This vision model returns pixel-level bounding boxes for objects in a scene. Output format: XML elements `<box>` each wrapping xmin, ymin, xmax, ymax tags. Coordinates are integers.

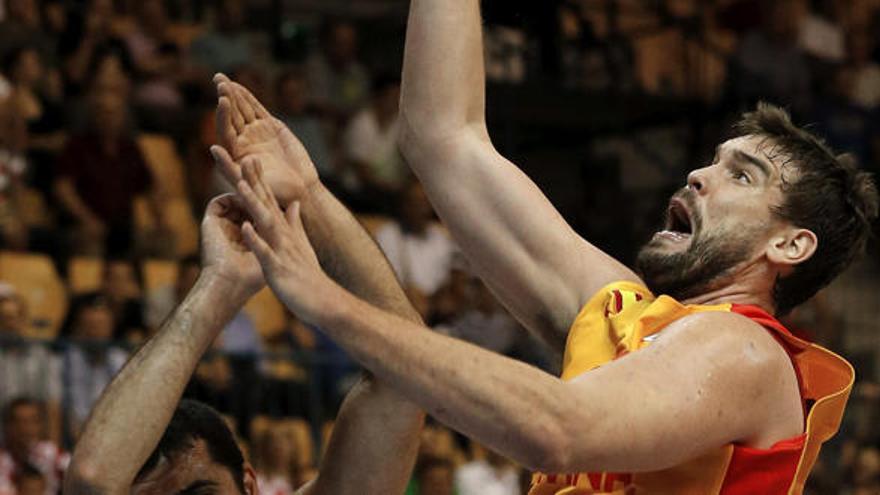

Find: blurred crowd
<box><xmin>0</xmin><ymin>0</ymin><xmax>878</xmax><ymax>494</ymax></box>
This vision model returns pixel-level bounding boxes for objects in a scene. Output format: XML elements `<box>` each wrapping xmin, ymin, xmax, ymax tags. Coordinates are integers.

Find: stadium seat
<box><xmin>0</xmin><ymin>252</ymin><xmax>67</xmax><ymax>339</ymax></box>
<box><xmin>133</xmin><ymin>196</ymin><xmax>200</xmax><ymax>258</ymax></box>
<box><xmin>243</xmin><ymin>287</ymin><xmax>287</xmax><ymax>340</ymax></box>
<box><xmin>142</xmin><ymin>259</ymin><xmax>179</xmax><ymax>293</ymax></box>
<box><xmin>68</xmin><ymin>257</ymin><xmax>104</xmax><ymax>294</ymax></box>
<box><xmin>137</xmin><ymin>133</ymin><xmax>188</xmax><ymax>198</ymax></box>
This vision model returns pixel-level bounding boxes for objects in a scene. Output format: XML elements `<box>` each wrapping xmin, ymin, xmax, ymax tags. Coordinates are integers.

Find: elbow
<box><xmin>64</xmin><ymin>460</ymin><xmax>110</xmax><ymax>495</ymax></box>
<box><xmin>518</xmin><ymin>421</ymin><xmax>579</xmax><ymax>473</ymax></box>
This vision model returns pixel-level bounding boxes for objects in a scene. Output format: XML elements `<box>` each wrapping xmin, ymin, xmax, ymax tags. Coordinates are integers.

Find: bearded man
<box><xmin>207</xmin><ymin>0</ymin><xmax>879</xmax><ymax>493</ymax></box>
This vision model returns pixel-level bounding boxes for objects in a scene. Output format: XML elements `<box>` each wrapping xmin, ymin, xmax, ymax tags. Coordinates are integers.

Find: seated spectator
<box><xmin>414</xmin><ymin>455</ymin><xmax>455</xmax><ymax>495</ymax></box>
<box><xmin>849</xmin><ymin>31</ymin><xmax>880</xmax><ymax>110</ymax></box>
<box><xmin>0</xmin><ymin>285</ymin><xmax>62</xmax><ymax>445</ymax></box>
<box><xmin>0</xmin><ymin>0</ymin><xmax>52</xmax><ymax>64</ymax></box>
<box><xmin>53</xmin><ymin>87</ymin><xmax>165</xmax><ymax>256</ymax></box>
<box><xmin>144</xmin><ymin>255</ymin><xmax>260</xmax><ymax>354</ymax></box>
<box><xmin>252</xmin><ymin>422</ymin><xmax>314</xmax><ymax>494</ymax></box>
<box><xmin>306</xmin><ymin>19</ymin><xmax>370</xmax><ymax>123</ymax></box>
<box><xmin>123</xmin><ymin>0</ymin><xmax>185</xmax><ymax>129</ymax></box>
<box><xmin>798</xmin><ymin>0</ymin><xmax>846</xmax><ymax>64</ymax></box>
<box><xmin>455</xmin><ymin>446</ymin><xmax>520</xmax><ymax>495</ymax></box>
<box><xmin>260</xmin><ymin>312</ymin><xmax>313</xmax><ymax>418</ymax></box>
<box><xmin>448</xmin><ymin>278</ymin><xmax>520</xmax><ymax>356</ymax></box>
<box><xmin>375</xmin><ymin>181</ymin><xmax>457</xmax><ymax>300</ymax></box>
<box><xmin>275</xmin><ymin>69</ymin><xmax>334</xmax><ymax>180</ymax></box>
<box><xmin>341</xmin><ymin>74</ymin><xmax>408</xmax><ymax>203</ymax></box>
<box><xmin>59</xmin><ymin>0</ymin><xmax>129</xmax><ymax>97</ymax></box>
<box><xmin>2</xmin><ymin>45</ymin><xmax>66</xmax><ymax>155</ymax></box>
<box><xmin>90</xmin><ymin>257</ymin><xmax>145</xmax><ymax>343</ymax></box>
<box><xmin>12</xmin><ymin>464</ymin><xmax>45</xmax><ymax>495</ymax></box>
<box><xmin>61</xmin><ymin>292</ymin><xmax>128</xmax><ymax>438</ymax></box>
<box><xmin>189</xmin><ymin>0</ymin><xmax>251</xmax><ymax>75</ymax></box>
<box><xmin>0</xmin><ymin>398</ymin><xmax>68</xmax><ymax>495</ymax></box>
<box><xmin>732</xmin><ymin>2</ymin><xmax>811</xmax><ymax>116</ymax></box>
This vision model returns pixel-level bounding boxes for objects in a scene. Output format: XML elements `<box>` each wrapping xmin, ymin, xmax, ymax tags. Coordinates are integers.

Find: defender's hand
<box><xmin>213</xmin><ymin>74</ymin><xmax>319</xmax><ymax>205</ymax></box>
<box><xmin>201</xmin><ymin>193</ymin><xmax>265</xmax><ymax>300</ymax></box>
<box><xmin>235</xmin><ymin>158</ymin><xmax>335</xmax><ymax>324</ymax></box>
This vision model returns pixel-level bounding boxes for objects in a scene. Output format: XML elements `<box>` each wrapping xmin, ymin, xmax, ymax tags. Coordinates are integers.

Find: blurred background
<box><xmin>0</xmin><ymin>0</ymin><xmax>878</xmax><ymax>493</ymax></box>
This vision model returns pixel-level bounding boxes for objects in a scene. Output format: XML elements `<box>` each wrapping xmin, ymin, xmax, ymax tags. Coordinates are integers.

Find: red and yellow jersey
<box><xmin>529</xmin><ymin>281</ymin><xmax>854</xmax><ymax>495</ymax></box>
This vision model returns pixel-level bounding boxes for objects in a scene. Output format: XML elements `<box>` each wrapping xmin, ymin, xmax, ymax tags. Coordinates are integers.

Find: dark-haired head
<box><xmin>636</xmin><ymin>103</ymin><xmax>878</xmax><ymax>315</ymax></box>
<box><xmin>135</xmin><ymin>399</ymin><xmax>256</xmax><ymax>494</ymax></box>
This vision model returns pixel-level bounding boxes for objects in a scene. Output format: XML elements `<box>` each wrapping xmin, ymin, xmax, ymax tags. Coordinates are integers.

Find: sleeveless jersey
<box><xmin>529</xmin><ymin>281</ymin><xmax>854</xmax><ymax>495</ymax></box>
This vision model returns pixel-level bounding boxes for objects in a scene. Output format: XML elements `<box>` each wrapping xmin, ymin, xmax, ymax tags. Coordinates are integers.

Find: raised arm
<box><xmin>64</xmin><ymin>195</ymin><xmax>264</xmax><ymax>494</ymax></box>
<box><xmin>212</xmin><ymin>78</ymin><xmax>424</xmax><ymax>495</ymax></box>
<box><xmin>399</xmin><ymin>1</ymin><xmax>641</xmax><ymax>349</ymax></box>
<box><xmin>235</xmin><ymin>165</ymin><xmax>803</xmax><ymax>474</ymax></box>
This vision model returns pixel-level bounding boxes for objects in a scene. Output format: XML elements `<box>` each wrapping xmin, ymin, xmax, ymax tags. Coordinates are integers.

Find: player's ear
<box><xmin>766</xmin><ymin>227</ymin><xmax>817</xmax><ymax>274</ymax></box>
<box><xmin>242</xmin><ymin>463</ymin><xmax>258</xmax><ymax>494</ymax></box>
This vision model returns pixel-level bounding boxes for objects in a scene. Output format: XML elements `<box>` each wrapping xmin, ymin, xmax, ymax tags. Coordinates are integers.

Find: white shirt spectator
<box><xmin>257</xmin><ymin>474</ymin><xmax>296</xmax><ymax>495</ymax></box>
<box><xmin>0</xmin><ymin>441</ymin><xmax>69</xmax><ymax>495</ymax></box>
<box><xmin>375</xmin><ymin>222</ymin><xmax>456</xmax><ymax>295</ymax></box>
<box><xmin>852</xmin><ymin>64</ymin><xmax>880</xmax><ymax>110</ymax></box>
<box><xmin>0</xmin><ymin>343</ymin><xmax>62</xmax><ymax>411</ymax></box>
<box><xmin>798</xmin><ymin>14</ymin><xmax>845</xmax><ymax>63</ymax></box>
<box><xmin>342</xmin><ymin>109</ymin><xmax>406</xmax><ymax>190</ymax></box>
<box><xmin>455</xmin><ymin>459</ymin><xmax>519</xmax><ymax>495</ymax></box>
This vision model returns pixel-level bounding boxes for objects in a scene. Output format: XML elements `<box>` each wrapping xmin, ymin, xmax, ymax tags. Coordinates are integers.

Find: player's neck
<box><xmin>681</xmin><ymin>264</ymin><xmax>777</xmax><ymax>315</ymax></box>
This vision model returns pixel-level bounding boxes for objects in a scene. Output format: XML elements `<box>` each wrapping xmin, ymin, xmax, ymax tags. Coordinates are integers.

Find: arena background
<box><xmin>0</xmin><ymin>0</ymin><xmax>878</xmax><ymax>493</ymax></box>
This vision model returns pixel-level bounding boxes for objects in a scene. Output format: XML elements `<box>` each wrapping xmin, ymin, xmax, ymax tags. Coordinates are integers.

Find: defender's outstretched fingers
<box><xmin>241</xmin><ymin>221</ymin><xmax>276</xmax><ymax>268</ymax></box>
<box><xmin>216</xmin><ymin>98</ymin><xmax>238</xmax><ymax>148</ymax></box>
<box><xmin>218</xmin><ymin>82</ymin><xmax>245</xmax><ymax>133</ymax></box>
<box><xmin>237</xmin><ymin>179</ymin><xmax>283</xmax><ymax>247</ymax></box>
<box><xmin>241</xmin><ymin>159</ymin><xmax>273</xmax><ymax>206</ymax></box>
<box><xmin>233</xmin><ymin>82</ymin><xmax>271</xmax><ymax>120</ymax></box>
<box><xmin>213</xmin><ymin>73</ymin><xmax>232</xmax><ymax>86</ymax></box>
<box><xmin>210</xmin><ymin>145</ymin><xmax>242</xmax><ymax>185</ymax></box>
<box><xmin>231</xmin><ymin>82</ymin><xmax>256</xmax><ymax>124</ymax></box>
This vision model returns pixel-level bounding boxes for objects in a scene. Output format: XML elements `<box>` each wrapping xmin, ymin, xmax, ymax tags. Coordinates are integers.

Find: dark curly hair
<box><xmin>734</xmin><ymin>103</ymin><xmax>879</xmax><ymax>315</ymax></box>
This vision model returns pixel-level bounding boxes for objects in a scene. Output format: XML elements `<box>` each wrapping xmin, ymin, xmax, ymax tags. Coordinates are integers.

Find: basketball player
<box><xmin>63</xmin><ymin>137</ymin><xmax>429</xmax><ymax>492</ymax></box>
<box><xmin>211</xmin><ymin>0</ymin><xmax>878</xmax><ymax>491</ymax></box>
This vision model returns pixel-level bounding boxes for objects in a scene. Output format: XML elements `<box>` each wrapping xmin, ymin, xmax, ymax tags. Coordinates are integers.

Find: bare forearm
<box><xmin>298</xmin><ymin>182</ymin><xmax>424</xmax><ymax>494</ymax></box>
<box><xmin>400</xmin><ymin>0</ymin><xmax>486</xmax><ymax>140</ymax></box>
<box><xmin>301</xmin><ymin>182</ymin><xmax>420</xmax><ymax>321</ymax></box>
<box><xmin>65</xmin><ymin>274</ymin><xmax>249</xmax><ymax>494</ymax></box>
<box><xmin>313</xmin><ymin>287</ymin><xmax>573</xmax><ymax>472</ymax></box>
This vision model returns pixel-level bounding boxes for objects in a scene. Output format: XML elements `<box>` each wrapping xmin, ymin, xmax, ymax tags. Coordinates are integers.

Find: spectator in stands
<box><xmin>0</xmin><ymin>0</ymin><xmax>52</xmax><ymax>63</ymax></box>
<box><xmin>124</xmin><ymin>0</ymin><xmax>185</xmax><ymax>127</ymax></box>
<box><xmin>144</xmin><ymin>255</ymin><xmax>260</xmax><ymax>354</ymax></box>
<box><xmin>0</xmin><ymin>398</ymin><xmax>68</xmax><ymax>495</ymax></box>
<box><xmin>448</xmin><ymin>278</ymin><xmax>520</xmax><ymax>357</ymax></box>
<box><xmin>13</xmin><ymin>464</ymin><xmax>46</xmax><ymax>495</ymax></box>
<box><xmin>0</xmin><ymin>285</ymin><xmax>62</xmax><ymax>445</ymax></box>
<box><xmin>93</xmin><ymin>258</ymin><xmax>145</xmax><ymax>343</ymax></box>
<box><xmin>375</xmin><ymin>181</ymin><xmax>457</xmax><ymax>303</ymax></box>
<box><xmin>2</xmin><ymin>45</ymin><xmax>66</xmax><ymax>155</ymax></box>
<box><xmin>798</xmin><ymin>0</ymin><xmax>846</xmax><ymax>64</ymax></box>
<box><xmin>732</xmin><ymin>1</ymin><xmax>811</xmax><ymax>116</ymax></box>
<box><xmin>54</xmin><ymin>87</ymin><xmax>164</xmax><ymax>256</ymax></box>
<box><xmin>307</xmin><ymin>19</ymin><xmax>370</xmax><ymax>122</ymax></box>
<box><xmin>252</xmin><ymin>423</ymin><xmax>313</xmax><ymax>493</ymax></box>
<box><xmin>61</xmin><ymin>292</ymin><xmax>128</xmax><ymax>439</ymax></box>
<box><xmin>190</xmin><ymin>0</ymin><xmax>251</xmax><ymax>75</ymax></box>
<box><xmin>455</xmin><ymin>447</ymin><xmax>520</xmax><ymax>495</ymax></box>
<box><xmin>848</xmin><ymin>31</ymin><xmax>880</xmax><ymax>111</ymax></box>
<box><xmin>275</xmin><ymin>68</ymin><xmax>334</xmax><ymax>180</ymax></box>
<box><xmin>414</xmin><ymin>455</ymin><xmax>455</xmax><ymax>495</ymax></box>
<box><xmin>59</xmin><ymin>0</ymin><xmax>128</xmax><ymax>96</ymax></box>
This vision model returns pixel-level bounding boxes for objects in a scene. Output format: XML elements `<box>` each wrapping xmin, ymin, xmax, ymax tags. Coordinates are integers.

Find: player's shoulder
<box><xmin>658</xmin><ymin>309</ymin><xmax>792</xmax><ymax>375</ymax></box>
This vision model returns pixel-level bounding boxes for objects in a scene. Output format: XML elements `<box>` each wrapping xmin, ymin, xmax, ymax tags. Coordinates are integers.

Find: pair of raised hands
<box><xmin>201</xmin><ymin>74</ymin><xmax>334</xmax><ymax>322</ymax></box>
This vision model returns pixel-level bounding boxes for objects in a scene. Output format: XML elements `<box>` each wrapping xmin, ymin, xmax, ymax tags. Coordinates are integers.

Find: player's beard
<box><xmin>635</xmin><ymin>219</ymin><xmax>761</xmax><ymax>301</ymax></box>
